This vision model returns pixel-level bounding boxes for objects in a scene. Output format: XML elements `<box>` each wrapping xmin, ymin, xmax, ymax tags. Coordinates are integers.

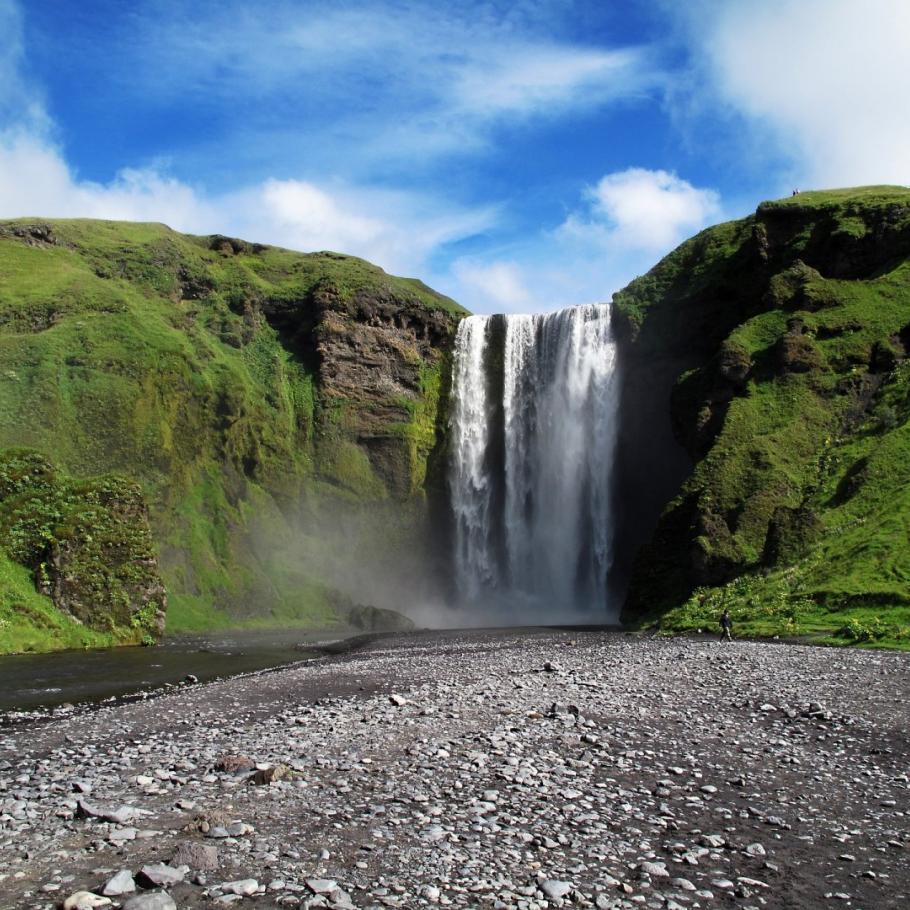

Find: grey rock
<box><xmin>221</xmin><ymin>879</ymin><xmax>259</xmax><ymax>896</ymax></box>
<box><xmin>123</xmin><ymin>894</ymin><xmax>177</xmax><ymax>910</ymax></box>
<box><xmin>137</xmin><ymin>863</ymin><xmax>184</xmax><ymax>888</ymax></box>
<box><xmin>306</xmin><ymin>878</ymin><xmax>339</xmax><ymax>894</ymax></box>
<box><xmin>63</xmin><ymin>894</ymin><xmax>112</xmax><ymax>910</ymax></box>
<box><xmin>639</xmin><ymin>861</ymin><xmax>669</xmax><ymax>878</ymax></box>
<box><xmin>172</xmin><ymin>841</ymin><xmax>219</xmax><ymax>871</ymax></box>
<box><xmin>102</xmin><ymin>869</ymin><xmax>136</xmax><ymax>896</ymax></box>
<box><xmin>540</xmin><ymin>880</ymin><xmax>574</xmax><ymax>900</ymax></box>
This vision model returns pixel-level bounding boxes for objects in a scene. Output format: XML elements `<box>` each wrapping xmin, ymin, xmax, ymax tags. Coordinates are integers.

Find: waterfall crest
<box><xmin>449</xmin><ymin>303</ymin><xmax>619</xmax><ymax>620</ymax></box>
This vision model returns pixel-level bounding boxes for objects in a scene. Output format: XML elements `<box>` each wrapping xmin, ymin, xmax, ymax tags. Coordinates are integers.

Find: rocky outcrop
<box><xmin>0</xmin><ymin>449</ymin><xmax>166</xmax><ymax>643</ymax></box>
<box><xmin>264</xmin><ymin>282</ymin><xmax>457</xmax><ymax>498</ymax></box>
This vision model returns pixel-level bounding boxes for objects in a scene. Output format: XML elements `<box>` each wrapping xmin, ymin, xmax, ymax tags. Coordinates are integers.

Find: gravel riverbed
<box><xmin>0</xmin><ymin>629</ymin><xmax>907</xmax><ymax>910</ymax></box>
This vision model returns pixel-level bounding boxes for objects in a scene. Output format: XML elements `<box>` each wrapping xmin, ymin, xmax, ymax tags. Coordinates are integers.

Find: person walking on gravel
<box><xmin>720</xmin><ymin>609</ymin><xmax>733</xmax><ymax>642</ymax></box>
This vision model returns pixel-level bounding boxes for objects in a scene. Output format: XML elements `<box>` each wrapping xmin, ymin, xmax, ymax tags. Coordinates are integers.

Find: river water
<box><xmin>0</xmin><ymin>629</ymin><xmax>338</xmax><ymax>713</ymax></box>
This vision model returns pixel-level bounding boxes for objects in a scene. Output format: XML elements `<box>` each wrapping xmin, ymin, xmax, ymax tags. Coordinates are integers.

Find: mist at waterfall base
<box><xmin>447</xmin><ymin>303</ymin><xmax>620</xmax><ymax>626</ymax></box>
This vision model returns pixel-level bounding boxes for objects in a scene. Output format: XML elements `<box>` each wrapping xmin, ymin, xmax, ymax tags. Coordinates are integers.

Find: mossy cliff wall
<box><xmin>0</xmin><ymin>219</ymin><xmax>463</xmax><ymax>649</ymax></box>
<box><xmin>613</xmin><ymin>187</ymin><xmax>910</xmax><ymax>644</ymax></box>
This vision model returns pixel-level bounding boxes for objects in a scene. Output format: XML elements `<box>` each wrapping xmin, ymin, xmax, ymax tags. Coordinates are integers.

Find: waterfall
<box><xmin>449</xmin><ymin>303</ymin><xmax>619</xmax><ymax>620</ymax></box>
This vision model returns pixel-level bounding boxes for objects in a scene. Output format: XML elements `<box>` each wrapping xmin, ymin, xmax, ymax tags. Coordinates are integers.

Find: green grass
<box><xmin>0</xmin><ymin>551</ymin><xmax>122</xmax><ymax>653</ymax></box>
<box><xmin>0</xmin><ymin>218</ymin><xmax>462</xmax><ymax>650</ymax></box>
<box><xmin>621</xmin><ymin>186</ymin><xmax>910</xmax><ymax>646</ymax></box>
<box><xmin>759</xmin><ymin>185</ymin><xmax>910</xmax><ymax>209</ymax></box>
<box><xmin>0</xmin><ymin>448</ymin><xmax>165</xmax><ymax>649</ymax></box>
<box><xmin>654</xmin><ymin>575</ymin><xmax>910</xmax><ymax>650</ymax></box>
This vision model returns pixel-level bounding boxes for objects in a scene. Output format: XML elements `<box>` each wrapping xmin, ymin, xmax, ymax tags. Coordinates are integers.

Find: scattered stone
<box><xmin>122</xmin><ymin>894</ymin><xmax>177</xmax><ymax>910</ymax></box>
<box><xmin>136</xmin><ymin>863</ymin><xmax>184</xmax><ymax>888</ymax></box>
<box><xmin>214</xmin><ymin>754</ymin><xmax>256</xmax><ymax>774</ymax></box>
<box><xmin>306</xmin><ymin>879</ymin><xmax>339</xmax><ymax>894</ymax></box>
<box><xmin>639</xmin><ymin>861</ymin><xmax>670</xmax><ymax>878</ymax></box>
<box><xmin>63</xmin><ymin>893</ymin><xmax>112</xmax><ymax>910</ymax></box>
<box><xmin>172</xmin><ymin>841</ymin><xmax>219</xmax><ymax>872</ymax></box>
<box><xmin>540</xmin><ymin>880</ymin><xmax>574</xmax><ymax>900</ymax></box>
<box><xmin>221</xmin><ymin>878</ymin><xmax>259</xmax><ymax>896</ymax></box>
<box><xmin>248</xmin><ymin>764</ymin><xmax>290</xmax><ymax>785</ymax></box>
<box><xmin>76</xmin><ymin>799</ymin><xmax>142</xmax><ymax>825</ymax></box>
<box><xmin>0</xmin><ymin>630</ymin><xmax>907</xmax><ymax>910</ymax></box>
<box><xmin>102</xmin><ymin>870</ymin><xmax>136</xmax><ymax>897</ymax></box>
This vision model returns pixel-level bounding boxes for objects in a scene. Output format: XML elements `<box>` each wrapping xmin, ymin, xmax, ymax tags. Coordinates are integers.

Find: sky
<box><xmin>1</xmin><ymin>0</ymin><xmax>908</xmax><ymax>314</ymax></box>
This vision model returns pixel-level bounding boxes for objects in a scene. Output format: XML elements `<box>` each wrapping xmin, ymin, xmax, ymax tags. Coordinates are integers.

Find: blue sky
<box><xmin>1</xmin><ymin>0</ymin><xmax>908</xmax><ymax>312</ymax></box>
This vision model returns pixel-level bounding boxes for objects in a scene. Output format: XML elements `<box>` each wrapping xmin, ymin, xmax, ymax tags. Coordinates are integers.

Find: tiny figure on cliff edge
<box><xmin>720</xmin><ymin>608</ymin><xmax>733</xmax><ymax>642</ymax></box>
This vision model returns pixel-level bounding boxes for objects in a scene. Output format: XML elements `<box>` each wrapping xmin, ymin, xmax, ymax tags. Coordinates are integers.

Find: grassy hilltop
<box><xmin>0</xmin><ymin>219</ymin><xmax>462</xmax><ymax>652</ymax></box>
<box><xmin>616</xmin><ymin>186</ymin><xmax>910</xmax><ymax>647</ymax></box>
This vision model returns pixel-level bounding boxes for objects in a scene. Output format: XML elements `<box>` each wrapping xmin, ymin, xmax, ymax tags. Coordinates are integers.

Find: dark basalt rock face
<box><xmin>260</xmin><ymin>283</ymin><xmax>458</xmax><ymax>499</ymax></box>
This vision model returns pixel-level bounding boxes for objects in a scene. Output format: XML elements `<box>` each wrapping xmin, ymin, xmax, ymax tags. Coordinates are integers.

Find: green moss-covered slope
<box><xmin>616</xmin><ymin>186</ymin><xmax>910</xmax><ymax>647</ymax></box>
<box><xmin>0</xmin><ymin>219</ymin><xmax>464</xmax><ymax>649</ymax></box>
<box><xmin>0</xmin><ymin>448</ymin><xmax>165</xmax><ymax>651</ymax></box>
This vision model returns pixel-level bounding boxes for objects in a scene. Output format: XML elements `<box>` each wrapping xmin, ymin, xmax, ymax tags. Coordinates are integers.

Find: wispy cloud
<box><xmin>451</xmin><ymin>259</ymin><xmax>533</xmax><ymax>311</ymax></box>
<box><xmin>46</xmin><ymin>1</ymin><xmax>657</xmax><ymax>176</ymax></box>
<box><xmin>0</xmin><ymin>0</ymin><xmax>667</xmax><ymax>306</ymax></box>
<box><xmin>0</xmin><ymin>0</ymin><xmax>47</xmax><ymax>132</ymax></box>
<box><xmin>444</xmin><ymin>167</ymin><xmax>722</xmax><ymax>313</ymax></box>
<box><xmin>678</xmin><ymin>0</ymin><xmax>910</xmax><ymax>189</ymax></box>
<box><xmin>450</xmin><ymin>44</ymin><xmax>649</xmax><ymax>119</ymax></box>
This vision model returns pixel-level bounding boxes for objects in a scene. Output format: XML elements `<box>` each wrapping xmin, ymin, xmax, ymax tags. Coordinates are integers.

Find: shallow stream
<box><xmin>0</xmin><ymin>628</ymin><xmax>336</xmax><ymax>712</ymax></box>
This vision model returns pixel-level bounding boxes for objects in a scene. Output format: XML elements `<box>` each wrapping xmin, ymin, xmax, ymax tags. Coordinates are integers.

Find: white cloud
<box><xmin>0</xmin><ymin>133</ymin><xmax>211</xmax><ymax>224</ymax></box>
<box><xmin>451</xmin><ymin>45</ymin><xmax>648</xmax><ymax>119</ymax></box>
<box><xmin>451</xmin><ymin>259</ymin><xmax>533</xmax><ymax>312</ymax></box>
<box><xmin>559</xmin><ymin>167</ymin><xmax>721</xmax><ymax>252</ymax></box>
<box><xmin>0</xmin><ymin>132</ymin><xmax>493</xmax><ymax>277</ymax></box>
<box><xmin>696</xmin><ymin>0</ymin><xmax>910</xmax><ymax>187</ymax></box>
<box><xmin>0</xmin><ymin>0</ymin><xmax>48</xmax><ymax>132</ymax></box>
<box><xmin>231</xmin><ymin>179</ymin><xmax>494</xmax><ymax>275</ymax></box>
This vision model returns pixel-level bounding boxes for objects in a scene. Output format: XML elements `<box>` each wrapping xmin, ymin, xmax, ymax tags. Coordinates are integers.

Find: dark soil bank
<box><xmin>0</xmin><ymin>629</ymin><xmax>908</xmax><ymax>909</ymax></box>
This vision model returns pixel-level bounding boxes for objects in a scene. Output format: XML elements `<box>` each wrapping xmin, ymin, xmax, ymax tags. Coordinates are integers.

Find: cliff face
<box><xmin>614</xmin><ymin>187</ymin><xmax>910</xmax><ymax>645</ymax></box>
<box><xmin>0</xmin><ymin>219</ymin><xmax>463</xmax><ymax>649</ymax></box>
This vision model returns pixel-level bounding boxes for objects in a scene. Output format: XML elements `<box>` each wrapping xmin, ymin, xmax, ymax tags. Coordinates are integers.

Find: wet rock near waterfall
<box><xmin>345</xmin><ymin>604</ymin><xmax>415</xmax><ymax>632</ymax></box>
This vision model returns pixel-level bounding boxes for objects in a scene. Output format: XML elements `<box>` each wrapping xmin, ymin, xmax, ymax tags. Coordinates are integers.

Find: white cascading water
<box><xmin>450</xmin><ymin>303</ymin><xmax>619</xmax><ymax>620</ymax></box>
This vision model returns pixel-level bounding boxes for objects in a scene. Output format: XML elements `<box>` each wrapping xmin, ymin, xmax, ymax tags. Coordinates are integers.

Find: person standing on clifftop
<box><xmin>720</xmin><ymin>609</ymin><xmax>733</xmax><ymax>642</ymax></box>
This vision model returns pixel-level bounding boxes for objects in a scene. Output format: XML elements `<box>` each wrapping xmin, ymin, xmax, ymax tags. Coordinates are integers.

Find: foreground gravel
<box><xmin>0</xmin><ymin>629</ymin><xmax>907</xmax><ymax>910</ymax></box>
